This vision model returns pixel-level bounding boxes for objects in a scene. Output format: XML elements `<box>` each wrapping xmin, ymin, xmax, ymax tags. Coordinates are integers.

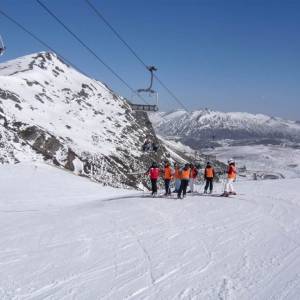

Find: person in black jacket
<box><xmin>204</xmin><ymin>162</ymin><xmax>215</xmax><ymax>194</ymax></box>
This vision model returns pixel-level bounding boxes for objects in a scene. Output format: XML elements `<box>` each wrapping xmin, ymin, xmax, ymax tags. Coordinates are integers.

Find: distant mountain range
<box><xmin>150</xmin><ymin>109</ymin><xmax>300</xmax><ymax>148</ymax></box>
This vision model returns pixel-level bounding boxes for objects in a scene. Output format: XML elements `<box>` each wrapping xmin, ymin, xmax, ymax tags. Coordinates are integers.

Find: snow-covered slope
<box><xmin>0</xmin><ymin>52</ymin><xmax>169</xmax><ymax>188</ymax></box>
<box><xmin>150</xmin><ymin>109</ymin><xmax>300</xmax><ymax>144</ymax></box>
<box><xmin>1</xmin><ymin>163</ymin><xmax>300</xmax><ymax>299</ymax></box>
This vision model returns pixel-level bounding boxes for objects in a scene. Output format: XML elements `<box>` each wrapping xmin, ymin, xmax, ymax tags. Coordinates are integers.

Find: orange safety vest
<box><xmin>164</xmin><ymin>166</ymin><xmax>173</xmax><ymax>180</ymax></box>
<box><xmin>228</xmin><ymin>165</ymin><xmax>237</xmax><ymax>179</ymax></box>
<box><xmin>181</xmin><ymin>168</ymin><xmax>190</xmax><ymax>180</ymax></box>
<box><xmin>205</xmin><ymin>167</ymin><xmax>214</xmax><ymax>178</ymax></box>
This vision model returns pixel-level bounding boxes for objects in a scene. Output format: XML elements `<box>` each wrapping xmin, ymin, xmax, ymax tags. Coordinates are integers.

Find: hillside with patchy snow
<box><xmin>0</xmin><ymin>52</ymin><xmax>173</xmax><ymax>188</ymax></box>
<box><xmin>150</xmin><ymin>110</ymin><xmax>300</xmax><ymax>148</ymax></box>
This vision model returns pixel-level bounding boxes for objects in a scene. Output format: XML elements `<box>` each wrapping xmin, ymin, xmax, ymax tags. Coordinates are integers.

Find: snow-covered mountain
<box><xmin>0</xmin><ymin>52</ymin><xmax>171</xmax><ymax>188</ymax></box>
<box><xmin>150</xmin><ymin>109</ymin><xmax>300</xmax><ymax>148</ymax></box>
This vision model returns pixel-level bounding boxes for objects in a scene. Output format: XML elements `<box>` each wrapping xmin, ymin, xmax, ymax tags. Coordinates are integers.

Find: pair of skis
<box><xmin>196</xmin><ymin>192</ymin><xmax>235</xmax><ymax>197</ymax></box>
<box><xmin>146</xmin><ymin>192</ymin><xmax>237</xmax><ymax>198</ymax></box>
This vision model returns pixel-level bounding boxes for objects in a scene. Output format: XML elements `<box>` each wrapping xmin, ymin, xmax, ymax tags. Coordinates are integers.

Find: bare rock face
<box><xmin>0</xmin><ymin>52</ymin><xmax>171</xmax><ymax>189</ymax></box>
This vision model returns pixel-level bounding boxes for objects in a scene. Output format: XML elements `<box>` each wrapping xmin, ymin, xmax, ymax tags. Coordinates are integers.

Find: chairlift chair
<box><xmin>129</xmin><ymin>65</ymin><xmax>159</xmax><ymax>112</ymax></box>
<box><xmin>0</xmin><ymin>35</ymin><xmax>6</xmax><ymax>56</ymax></box>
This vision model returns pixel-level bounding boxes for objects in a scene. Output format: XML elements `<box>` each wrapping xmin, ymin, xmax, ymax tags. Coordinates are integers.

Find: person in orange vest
<box><xmin>221</xmin><ymin>159</ymin><xmax>237</xmax><ymax>197</ymax></box>
<box><xmin>177</xmin><ymin>163</ymin><xmax>191</xmax><ymax>199</ymax></box>
<box><xmin>188</xmin><ymin>163</ymin><xmax>198</xmax><ymax>193</ymax></box>
<box><xmin>163</xmin><ymin>161</ymin><xmax>173</xmax><ymax>195</ymax></box>
<box><xmin>204</xmin><ymin>162</ymin><xmax>215</xmax><ymax>194</ymax></box>
<box><xmin>173</xmin><ymin>162</ymin><xmax>181</xmax><ymax>192</ymax></box>
<box><xmin>146</xmin><ymin>161</ymin><xmax>160</xmax><ymax>196</ymax></box>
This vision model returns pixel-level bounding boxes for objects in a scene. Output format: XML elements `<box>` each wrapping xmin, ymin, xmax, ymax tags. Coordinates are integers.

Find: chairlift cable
<box><xmin>0</xmin><ymin>9</ymin><xmax>98</xmax><ymax>82</ymax></box>
<box><xmin>0</xmin><ymin>9</ymin><xmax>67</xmax><ymax>62</ymax></box>
<box><xmin>0</xmin><ymin>8</ymin><xmax>149</xmax><ymax>106</ymax></box>
<box><xmin>35</xmin><ymin>0</ymin><xmax>149</xmax><ymax>105</ymax></box>
<box><xmin>84</xmin><ymin>0</ymin><xmax>189</xmax><ymax>112</ymax></box>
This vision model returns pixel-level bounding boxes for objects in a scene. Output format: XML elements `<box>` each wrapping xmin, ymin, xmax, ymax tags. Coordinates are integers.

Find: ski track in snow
<box><xmin>1</xmin><ymin>163</ymin><xmax>300</xmax><ymax>299</ymax></box>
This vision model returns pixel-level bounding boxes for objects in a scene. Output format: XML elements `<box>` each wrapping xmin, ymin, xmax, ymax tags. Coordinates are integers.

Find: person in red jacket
<box><xmin>188</xmin><ymin>163</ymin><xmax>198</xmax><ymax>193</ymax></box>
<box><xmin>147</xmin><ymin>162</ymin><xmax>160</xmax><ymax>196</ymax></box>
<box><xmin>204</xmin><ymin>162</ymin><xmax>215</xmax><ymax>194</ymax></box>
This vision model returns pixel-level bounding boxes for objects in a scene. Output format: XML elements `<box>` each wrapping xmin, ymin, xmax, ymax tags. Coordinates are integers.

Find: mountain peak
<box><xmin>0</xmin><ymin>52</ymin><xmax>171</xmax><ymax>188</ymax></box>
<box><xmin>0</xmin><ymin>51</ymin><xmax>70</xmax><ymax>77</ymax></box>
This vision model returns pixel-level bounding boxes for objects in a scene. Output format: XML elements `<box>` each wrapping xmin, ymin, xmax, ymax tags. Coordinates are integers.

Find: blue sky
<box><xmin>1</xmin><ymin>0</ymin><xmax>299</xmax><ymax>120</ymax></box>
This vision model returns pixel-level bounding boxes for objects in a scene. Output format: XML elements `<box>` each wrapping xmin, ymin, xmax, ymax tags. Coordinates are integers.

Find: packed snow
<box><xmin>1</xmin><ymin>162</ymin><xmax>300</xmax><ymax>299</ymax></box>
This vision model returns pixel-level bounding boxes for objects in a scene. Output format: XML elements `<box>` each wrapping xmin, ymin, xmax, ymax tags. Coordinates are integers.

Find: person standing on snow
<box><xmin>204</xmin><ymin>162</ymin><xmax>215</xmax><ymax>194</ymax></box>
<box><xmin>163</xmin><ymin>161</ymin><xmax>173</xmax><ymax>195</ymax></box>
<box><xmin>147</xmin><ymin>162</ymin><xmax>160</xmax><ymax>196</ymax></box>
<box><xmin>142</xmin><ymin>138</ymin><xmax>152</xmax><ymax>152</ymax></box>
<box><xmin>222</xmin><ymin>159</ymin><xmax>237</xmax><ymax>197</ymax></box>
<box><xmin>188</xmin><ymin>163</ymin><xmax>198</xmax><ymax>193</ymax></box>
<box><xmin>173</xmin><ymin>163</ymin><xmax>181</xmax><ymax>192</ymax></box>
<box><xmin>177</xmin><ymin>163</ymin><xmax>191</xmax><ymax>199</ymax></box>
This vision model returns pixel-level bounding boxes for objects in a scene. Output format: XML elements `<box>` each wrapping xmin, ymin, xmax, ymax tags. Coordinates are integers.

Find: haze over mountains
<box><xmin>150</xmin><ymin>109</ymin><xmax>300</xmax><ymax>148</ymax></box>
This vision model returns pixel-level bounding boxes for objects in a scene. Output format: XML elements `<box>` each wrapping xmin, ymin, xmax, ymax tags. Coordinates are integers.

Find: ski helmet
<box><xmin>228</xmin><ymin>159</ymin><xmax>235</xmax><ymax>164</ymax></box>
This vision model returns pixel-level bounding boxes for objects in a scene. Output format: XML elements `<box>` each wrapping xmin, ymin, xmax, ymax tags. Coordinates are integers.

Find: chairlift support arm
<box><xmin>137</xmin><ymin>65</ymin><xmax>157</xmax><ymax>93</ymax></box>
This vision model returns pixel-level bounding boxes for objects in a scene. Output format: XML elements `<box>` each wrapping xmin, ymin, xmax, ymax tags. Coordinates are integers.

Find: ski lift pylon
<box><xmin>0</xmin><ymin>35</ymin><xmax>6</xmax><ymax>56</ymax></box>
<box><xmin>129</xmin><ymin>65</ymin><xmax>159</xmax><ymax>112</ymax></box>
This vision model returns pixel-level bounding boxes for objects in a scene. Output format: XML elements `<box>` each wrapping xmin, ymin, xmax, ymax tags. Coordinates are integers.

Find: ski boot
<box><xmin>220</xmin><ymin>192</ymin><xmax>229</xmax><ymax>197</ymax></box>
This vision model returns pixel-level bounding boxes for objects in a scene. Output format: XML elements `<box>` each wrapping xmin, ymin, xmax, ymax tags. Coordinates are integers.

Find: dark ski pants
<box><xmin>151</xmin><ymin>179</ymin><xmax>158</xmax><ymax>194</ymax></box>
<box><xmin>178</xmin><ymin>179</ymin><xmax>189</xmax><ymax>198</ymax></box>
<box><xmin>164</xmin><ymin>179</ymin><xmax>171</xmax><ymax>195</ymax></box>
<box><xmin>204</xmin><ymin>178</ymin><xmax>214</xmax><ymax>192</ymax></box>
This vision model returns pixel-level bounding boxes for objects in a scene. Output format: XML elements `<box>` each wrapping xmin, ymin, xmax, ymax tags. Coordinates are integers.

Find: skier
<box><xmin>221</xmin><ymin>159</ymin><xmax>237</xmax><ymax>197</ymax></box>
<box><xmin>142</xmin><ymin>137</ymin><xmax>151</xmax><ymax>152</ymax></box>
<box><xmin>163</xmin><ymin>161</ymin><xmax>173</xmax><ymax>195</ymax></box>
<box><xmin>188</xmin><ymin>163</ymin><xmax>198</xmax><ymax>193</ymax></box>
<box><xmin>152</xmin><ymin>142</ymin><xmax>159</xmax><ymax>152</ymax></box>
<box><xmin>204</xmin><ymin>161</ymin><xmax>215</xmax><ymax>194</ymax></box>
<box><xmin>173</xmin><ymin>162</ymin><xmax>181</xmax><ymax>192</ymax></box>
<box><xmin>147</xmin><ymin>162</ymin><xmax>160</xmax><ymax>196</ymax></box>
<box><xmin>177</xmin><ymin>163</ymin><xmax>191</xmax><ymax>199</ymax></box>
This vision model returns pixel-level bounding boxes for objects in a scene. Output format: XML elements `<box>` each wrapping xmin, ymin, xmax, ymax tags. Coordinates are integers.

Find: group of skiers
<box><xmin>146</xmin><ymin>159</ymin><xmax>237</xmax><ymax>199</ymax></box>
